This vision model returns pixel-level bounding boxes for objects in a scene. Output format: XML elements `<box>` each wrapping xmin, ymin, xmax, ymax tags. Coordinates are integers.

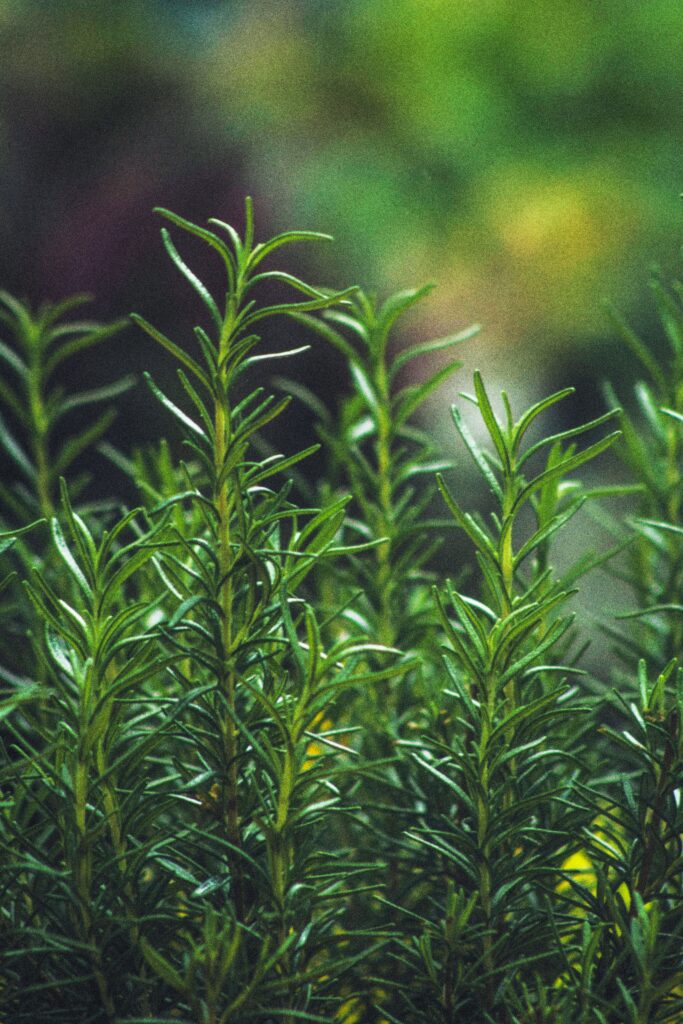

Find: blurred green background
<box><xmin>0</xmin><ymin>0</ymin><xmax>682</xmax><ymax>443</ymax></box>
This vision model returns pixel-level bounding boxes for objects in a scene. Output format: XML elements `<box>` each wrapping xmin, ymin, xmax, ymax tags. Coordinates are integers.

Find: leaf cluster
<box><xmin>1</xmin><ymin>202</ymin><xmax>682</xmax><ymax>1024</ymax></box>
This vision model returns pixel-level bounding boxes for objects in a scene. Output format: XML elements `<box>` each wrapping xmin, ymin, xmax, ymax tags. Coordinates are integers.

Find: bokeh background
<box><xmin>0</xmin><ymin>0</ymin><xmax>682</xmax><ymax>457</ymax></box>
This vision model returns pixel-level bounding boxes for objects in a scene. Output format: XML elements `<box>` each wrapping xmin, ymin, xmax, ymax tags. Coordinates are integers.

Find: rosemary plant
<box><xmin>291</xmin><ymin>289</ymin><xmax>476</xmax><ymax>654</ymax></box>
<box><xmin>381</xmin><ymin>374</ymin><xmax>621</xmax><ymax>1023</ymax></box>
<box><xmin>0</xmin><ymin>292</ymin><xmax>130</xmax><ymax>712</ymax></box>
<box><xmin>603</xmin><ymin>269</ymin><xmax>683</xmax><ymax>674</ymax></box>
<box><xmin>549</xmin><ymin>268</ymin><xmax>683</xmax><ymax>1024</ymax></box>
<box><xmin>0</xmin><ymin>290</ymin><xmax>128</xmax><ymax>524</ymax></box>
<box><xmin>286</xmin><ymin>290</ymin><xmax>478</xmax><ymax>1018</ymax></box>
<box><xmin>1</xmin><ymin>201</ymin><xmax>682</xmax><ymax>1024</ymax></box>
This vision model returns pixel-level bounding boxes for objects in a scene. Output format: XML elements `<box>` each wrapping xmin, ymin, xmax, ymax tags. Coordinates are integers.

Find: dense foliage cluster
<box><xmin>1</xmin><ymin>203</ymin><xmax>682</xmax><ymax>1023</ymax></box>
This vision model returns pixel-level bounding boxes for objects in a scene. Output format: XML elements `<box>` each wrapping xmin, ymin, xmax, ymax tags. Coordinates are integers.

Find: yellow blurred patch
<box><xmin>336</xmin><ymin>993</ymin><xmax>389</xmax><ymax>1024</ymax></box>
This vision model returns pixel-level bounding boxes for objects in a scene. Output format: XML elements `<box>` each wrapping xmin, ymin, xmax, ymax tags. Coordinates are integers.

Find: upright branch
<box><xmin>396</xmin><ymin>375</ymin><xmax>622</xmax><ymax>1022</ymax></box>
<box><xmin>0</xmin><ymin>290</ymin><xmax>128</xmax><ymax>523</ymax></box>
<box><xmin>133</xmin><ymin>199</ymin><xmax>356</xmax><ymax>922</ymax></box>
<box><xmin>130</xmin><ymin>201</ymin><xmax>405</xmax><ymax>1022</ymax></box>
<box><xmin>293</xmin><ymin>288</ymin><xmax>476</xmax><ymax>671</ymax></box>
<box><xmin>605</xmin><ymin>269</ymin><xmax>683</xmax><ymax>670</ymax></box>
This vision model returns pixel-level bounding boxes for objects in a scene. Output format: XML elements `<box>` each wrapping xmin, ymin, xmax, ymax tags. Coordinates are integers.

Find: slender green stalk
<box><xmin>0</xmin><ymin>290</ymin><xmax>127</xmax><ymax>525</ymax></box>
<box><xmin>214</xmin><ymin>328</ymin><xmax>244</xmax><ymax>917</ymax></box>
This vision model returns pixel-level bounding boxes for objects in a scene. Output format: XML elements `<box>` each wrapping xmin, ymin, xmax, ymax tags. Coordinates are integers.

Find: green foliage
<box><xmin>0</xmin><ymin>292</ymin><xmax>130</xmax><ymax>692</ymax></box>
<box><xmin>604</xmin><ymin>271</ymin><xmax>683</xmax><ymax>673</ymax></box>
<box><xmin>290</xmin><ymin>288</ymin><xmax>477</xmax><ymax>670</ymax></box>
<box><xmin>0</xmin><ymin>290</ymin><xmax>129</xmax><ymax>522</ymax></box>
<box><xmin>1</xmin><ymin>201</ymin><xmax>682</xmax><ymax>1024</ymax></box>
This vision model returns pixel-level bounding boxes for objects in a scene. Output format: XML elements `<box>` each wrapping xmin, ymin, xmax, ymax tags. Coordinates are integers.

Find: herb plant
<box><xmin>1</xmin><ymin>202</ymin><xmax>681</xmax><ymax>1023</ymax></box>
